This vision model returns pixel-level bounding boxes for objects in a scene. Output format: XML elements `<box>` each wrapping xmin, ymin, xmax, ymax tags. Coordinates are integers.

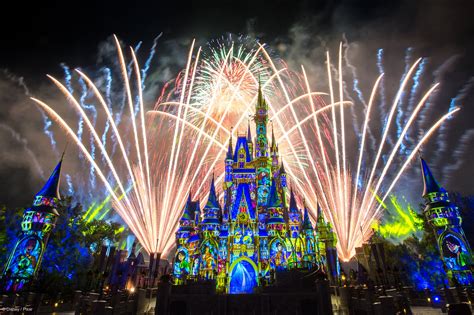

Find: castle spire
<box><xmin>254</xmin><ymin>76</ymin><xmax>269</xmax><ymax>159</ymax></box>
<box><xmin>420</xmin><ymin>157</ymin><xmax>442</xmax><ymax>196</ymax></box>
<box><xmin>316</xmin><ymin>202</ymin><xmax>325</xmax><ymax>224</ymax></box>
<box><xmin>302</xmin><ymin>203</ymin><xmax>313</xmax><ymax>230</ymax></box>
<box><xmin>289</xmin><ymin>188</ymin><xmax>298</xmax><ymax>212</ymax></box>
<box><xmin>227</xmin><ymin>130</ymin><xmax>233</xmax><ymax>160</ymax></box>
<box><xmin>181</xmin><ymin>191</ymin><xmax>193</xmax><ymax>221</ymax></box>
<box><xmin>202</xmin><ymin>174</ymin><xmax>221</xmax><ymax>228</ymax></box>
<box><xmin>247</xmin><ymin>119</ymin><xmax>252</xmax><ymax>142</ymax></box>
<box><xmin>419</xmin><ymin>157</ymin><xmax>474</xmax><ymax>286</ymax></box>
<box><xmin>266</xmin><ymin>177</ymin><xmax>281</xmax><ymax>208</ymax></box>
<box><xmin>271</xmin><ymin>123</ymin><xmax>277</xmax><ymax>153</ymax></box>
<box><xmin>36</xmin><ymin>154</ymin><xmax>64</xmax><ymax>200</ymax></box>
<box><xmin>205</xmin><ymin>174</ymin><xmax>220</xmax><ymax>209</ymax></box>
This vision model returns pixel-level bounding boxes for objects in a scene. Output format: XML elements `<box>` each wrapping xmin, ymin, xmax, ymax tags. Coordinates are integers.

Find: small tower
<box><xmin>287</xmin><ymin>189</ymin><xmax>304</xmax><ymax>267</ymax></box>
<box><xmin>315</xmin><ymin>204</ymin><xmax>339</xmax><ymax>284</ymax></box>
<box><xmin>225</xmin><ymin>134</ymin><xmax>234</xmax><ymax>184</ymax></box>
<box><xmin>420</xmin><ymin>157</ymin><xmax>473</xmax><ymax>286</ymax></box>
<box><xmin>266</xmin><ymin>178</ymin><xmax>289</xmax><ymax>272</ymax></box>
<box><xmin>270</xmin><ymin>126</ymin><xmax>279</xmax><ymax>174</ymax></box>
<box><xmin>247</xmin><ymin>120</ymin><xmax>253</xmax><ymax>159</ymax></box>
<box><xmin>173</xmin><ymin>193</ymin><xmax>200</xmax><ymax>282</ymax></box>
<box><xmin>287</xmin><ymin>189</ymin><xmax>301</xmax><ymax>238</ymax></box>
<box><xmin>254</xmin><ymin>83</ymin><xmax>272</xmax><ymax>207</ymax></box>
<box><xmin>3</xmin><ymin>157</ymin><xmax>64</xmax><ymax>292</ymax></box>
<box><xmin>199</xmin><ymin>176</ymin><xmax>220</xmax><ymax>280</ymax></box>
<box><xmin>201</xmin><ymin>175</ymin><xmax>221</xmax><ymax>232</ymax></box>
<box><xmin>266</xmin><ymin>178</ymin><xmax>285</xmax><ymax>238</ymax></box>
<box><xmin>255</xmin><ymin>83</ymin><xmax>269</xmax><ymax>158</ymax></box>
<box><xmin>279</xmin><ymin>163</ymin><xmax>288</xmax><ymax>208</ymax></box>
<box><xmin>301</xmin><ymin>202</ymin><xmax>317</xmax><ymax>269</ymax></box>
<box><xmin>234</xmin><ymin>135</ymin><xmax>252</xmax><ymax>168</ymax></box>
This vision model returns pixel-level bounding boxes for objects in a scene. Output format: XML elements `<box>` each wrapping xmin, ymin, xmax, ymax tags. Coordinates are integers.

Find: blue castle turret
<box><xmin>3</xmin><ymin>157</ymin><xmax>64</xmax><ymax>292</ymax></box>
<box><xmin>420</xmin><ymin>157</ymin><xmax>473</xmax><ymax>286</ymax></box>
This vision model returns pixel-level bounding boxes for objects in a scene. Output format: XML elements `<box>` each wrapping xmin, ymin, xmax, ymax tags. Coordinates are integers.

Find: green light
<box><xmin>85</xmin><ymin>195</ymin><xmax>111</xmax><ymax>223</ymax></box>
<box><xmin>373</xmin><ymin>194</ymin><xmax>424</xmax><ymax>242</ymax></box>
<box><xmin>82</xmin><ymin>201</ymin><xmax>96</xmax><ymax>220</ymax></box>
<box><xmin>83</xmin><ymin>187</ymin><xmax>129</xmax><ymax>223</ymax></box>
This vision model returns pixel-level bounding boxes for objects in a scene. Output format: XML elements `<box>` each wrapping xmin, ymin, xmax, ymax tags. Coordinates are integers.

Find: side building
<box><xmin>2</xmin><ymin>157</ymin><xmax>64</xmax><ymax>292</ymax></box>
<box><xmin>420</xmin><ymin>157</ymin><xmax>473</xmax><ymax>286</ymax></box>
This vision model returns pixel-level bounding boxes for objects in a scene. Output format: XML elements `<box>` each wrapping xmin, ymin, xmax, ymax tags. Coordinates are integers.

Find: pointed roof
<box><xmin>266</xmin><ymin>177</ymin><xmax>281</xmax><ymax>208</ymax></box>
<box><xmin>191</xmin><ymin>199</ymin><xmax>200</xmax><ymax>216</ymax></box>
<box><xmin>420</xmin><ymin>157</ymin><xmax>442</xmax><ymax>196</ymax></box>
<box><xmin>128</xmin><ymin>240</ymin><xmax>137</xmax><ymax>260</ymax></box>
<box><xmin>280</xmin><ymin>162</ymin><xmax>286</xmax><ymax>174</ymax></box>
<box><xmin>316</xmin><ymin>203</ymin><xmax>326</xmax><ymax>224</ymax></box>
<box><xmin>227</xmin><ymin>133</ymin><xmax>233</xmax><ymax>160</ymax></box>
<box><xmin>271</xmin><ymin>124</ymin><xmax>278</xmax><ymax>153</ymax></box>
<box><xmin>247</xmin><ymin>120</ymin><xmax>252</xmax><ymax>142</ymax></box>
<box><xmin>231</xmin><ymin>183</ymin><xmax>256</xmax><ymax>220</ymax></box>
<box><xmin>233</xmin><ymin>136</ymin><xmax>252</xmax><ymax>162</ymax></box>
<box><xmin>36</xmin><ymin>156</ymin><xmax>63</xmax><ymax>200</ymax></box>
<box><xmin>180</xmin><ymin>192</ymin><xmax>194</xmax><ymax>221</ymax></box>
<box><xmin>256</xmin><ymin>79</ymin><xmax>268</xmax><ymax>110</ymax></box>
<box><xmin>289</xmin><ymin>189</ymin><xmax>298</xmax><ymax>213</ymax></box>
<box><xmin>302</xmin><ymin>201</ymin><xmax>313</xmax><ymax>230</ymax></box>
<box><xmin>205</xmin><ymin>175</ymin><xmax>220</xmax><ymax>209</ymax></box>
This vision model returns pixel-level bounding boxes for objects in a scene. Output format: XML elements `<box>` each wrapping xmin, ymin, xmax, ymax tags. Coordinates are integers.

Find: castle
<box><xmin>420</xmin><ymin>157</ymin><xmax>473</xmax><ymax>286</ymax></box>
<box><xmin>172</xmin><ymin>87</ymin><xmax>339</xmax><ymax>294</ymax></box>
<box><xmin>3</xmin><ymin>156</ymin><xmax>63</xmax><ymax>292</ymax></box>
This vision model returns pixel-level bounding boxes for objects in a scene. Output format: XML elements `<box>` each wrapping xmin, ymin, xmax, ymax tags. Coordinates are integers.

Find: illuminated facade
<box><xmin>420</xmin><ymin>157</ymin><xmax>473</xmax><ymax>286</ymax></box>
<box><xmin>173</xmin><ymin>87</ymin><xmax>338</xmax><ymax>293</ymax></box>
<box><xmin>2</xmin><ymin>157</ymin><xmax>63</xmax><ymax>292</ymax></box>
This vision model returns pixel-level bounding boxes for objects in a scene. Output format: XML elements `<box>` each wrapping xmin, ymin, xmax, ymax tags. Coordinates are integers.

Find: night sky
<box><xmin>1</xmin><ymin>0</ymin><xmax>474</xmax><ymax>208</ymax></box>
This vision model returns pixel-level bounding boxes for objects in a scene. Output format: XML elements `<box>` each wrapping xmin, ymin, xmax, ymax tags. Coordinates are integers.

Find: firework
<box><xmin>284</xmin><ymin>45</ymin><xmax>460</xmax><ymax>260</ymax></box>
<box><xmin>32</xmin><ymin>35</ymin><xmax>460</xmax><ymax>262</ymax></box>
<box><xmin>31</xmin><ymin>37</ymin><xmax>221</xmax><ymax>256</ymax></box>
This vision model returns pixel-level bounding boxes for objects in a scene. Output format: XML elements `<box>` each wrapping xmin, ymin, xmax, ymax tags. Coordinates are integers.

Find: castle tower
<box><xmin>279</xmin><ymin>163</ymin><xmax>288</xmax><ymax>208</ymax></box>
<box><xmin>287</xmin><ymin>189</ymin><xmax>304</xmax><ymax>267</ymax></box>
<box><xmin>199</xmin><ymin>176</ymin><xmax>220</xmax><ymax>280</ymax></box>
<box><xmin>201</xmin><ymin>176</ymin><xmax>221</xmax><ymax>230</ymax></box>
<box><xmin>247</xmin><ymin>120</ymin><xmax>253</xmax><ymax>159</ymax></box>
<box><xmin>228</xmin><ymin>181</ymin><xmax>259</xmax><ymax>293</ymax></box>
<box><xmin>288</xmin><ymin>189</ymin><xmax>301</xmax><ymax>238</ymax></box>
<box><xmin>225</xmin><ymin>134</ymin><xmax>233</xmax><ymax>184</ymax></box>
<box><xmin>3</xmin><ymin>157</ymin><xmax>63</xmax><ymax>292</ymax></box>
<box><xmin>266</xmin><ymin>178</ymin><xmax>285</xmax><ymax>237</ymax></box>
<box><xmin>234</xmin><ymin>135</ymin><xmax>253</xmax><ymax>169</ymax></box>
<box><xmin>173</xmin><ymin>193</ymin><xmax>201</xmax><ymax>282</ymax></box>
<box><xmin>301</xmin><ymin>203</ymin><xmax>317</xmax><ymax>269</ymax></box>
<box><xmin>315</xmin><ymin>204</ymin><xmax>339</xmax><ymax>285</ymax></box>
<box><xmin>420</xmin><ymin>157</ymin><xmax>473</xmax><ymax>285</ymax></box>
<box><xmin>266</xmin><ymin>178</ymin><xmax>289</xmax><ymax>271</ymax></box>
<box><xmin>255</xmin><ymin>83</ymin><xmax>269</xmax><ymax>158</ymax></box>
<box><xmin>270</xmin><ymin>126</ymin><xmax>279</xmax><ymax>174</ymax></box>
<box><xmin>254</xmin><ymin>83</ymin><xmax>272</xmax><ymax>207</ymax></box>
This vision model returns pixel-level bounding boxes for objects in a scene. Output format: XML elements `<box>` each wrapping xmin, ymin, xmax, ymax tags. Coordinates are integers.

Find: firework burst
<box><xmin>32</xmin><ymin>35</ymin><xmax>460</xmax><ymax>262</ymax></box>
<box><xmin>31</xmin><ymin>37</ymin><xmax>221</xmax><ymax>256</ymax></box>
<box><xmin>287</xmin><ymin>45</ymin><xmax>460</xmax><ymax>260</ymax></box>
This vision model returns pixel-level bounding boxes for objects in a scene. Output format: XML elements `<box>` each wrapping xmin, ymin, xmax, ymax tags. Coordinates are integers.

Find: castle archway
<box><xmin>228</xmin><ymin>257</ymin><xmax>258</xmax><ymax>294</ymax></box>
